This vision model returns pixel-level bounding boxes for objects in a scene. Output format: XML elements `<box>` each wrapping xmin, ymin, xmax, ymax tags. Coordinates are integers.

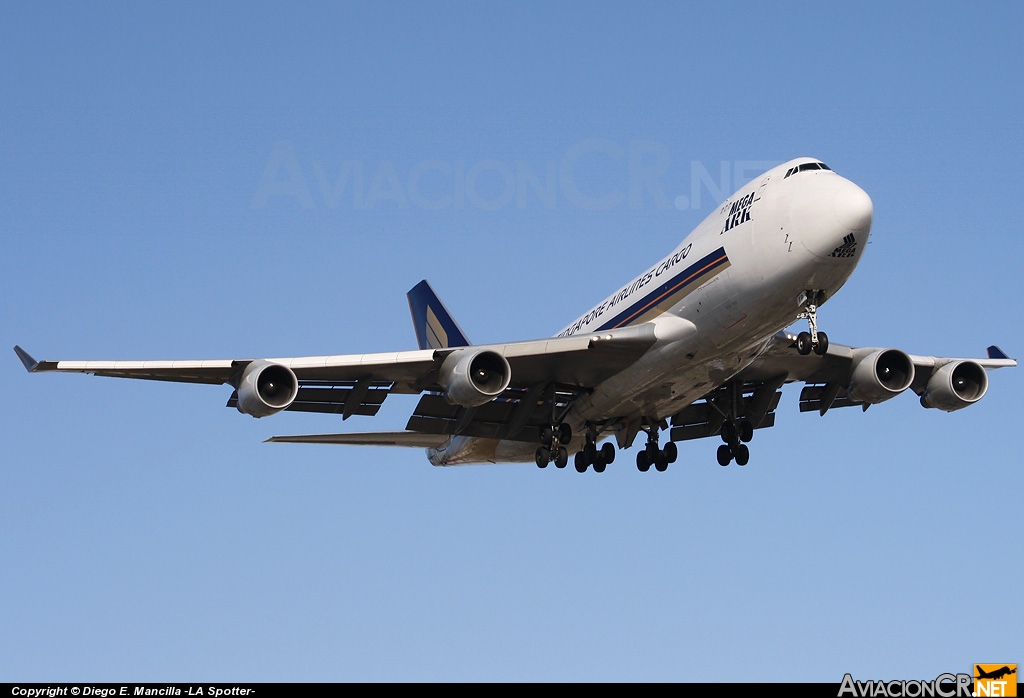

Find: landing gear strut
<box><xmin>535</xmin><ymin>422</ymin><xmax>571</xmax><ymax>469</ymax></box>
<box><xmin>573</xmin><ymin>427</ymin><xmax>616</xmax><ymax>473</ymax></box>
<box><xmin>716</xmin><ymin>420</ymin><xmax>751</xmax><ymax>466</ymax></box>
<box><xmin>796</xmin><ymin>290</ymin><xmax>829</xmax><ymax>356</ymax></box>
<box><xmin>713</xmin><ymin>382</ymin><xmax>756</xmax><ymax>467</ymax></box>
<box><xmin>635</xmin><ymin>421</ymin><xmax>677</xmax><ymax>473</ymax></box>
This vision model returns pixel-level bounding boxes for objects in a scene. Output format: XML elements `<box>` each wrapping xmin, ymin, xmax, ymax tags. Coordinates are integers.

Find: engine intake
<box><xmin>920</xmin><ymin>360</ymin><xmax>988</xmax><ymax>412</ymax></box>
<box><xmin>439</xmin><ymin>348</ymin><xmax>511</xmax><ymax>407</ymax></box>
<box><xmin>848</xmin><ymin>348</ymin><xmax>915</xmax><ymax>405</ymax></box>
<box><xmin>236</xmin><ymin>360</ymin><xmax>299</xmax><ymax>418</ymax></box>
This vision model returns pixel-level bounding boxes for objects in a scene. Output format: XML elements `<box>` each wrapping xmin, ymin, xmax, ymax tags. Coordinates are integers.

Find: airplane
<box><xmin>975</xmin><ymin>666</ymin><xmax>1016</xmax><ymax>681</ymax></box>
<box><xmin>14</xmin><ymin>157</ymin><xmax>1017</xmax><ymax>471</ymax></box>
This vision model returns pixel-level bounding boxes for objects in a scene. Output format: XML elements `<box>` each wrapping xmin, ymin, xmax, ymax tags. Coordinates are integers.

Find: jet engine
<box><xmin>235</xmin><ymin>360</ymin><xmax>299</xmax><ymax>417</ymax></box>
<box><xmin>438</xmin><ymin>348</ymin><xmax>511</xmax><ymax>407</ymax></box>
<box><xmin>920</xmin><ymin>360</ymin><xmax>988</xmax><ymax>412</ymax></box>
<box><xmin>848</xmin><ymin>349</ymin><xmax>915</xmax><ymax>404</ymax></box>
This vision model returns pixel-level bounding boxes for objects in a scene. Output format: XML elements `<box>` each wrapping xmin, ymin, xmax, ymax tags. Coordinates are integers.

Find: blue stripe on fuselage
<box><xmin>594</xmin><ymin>247</ymin><xmax>729</xmax><ymax>332</ymax></box>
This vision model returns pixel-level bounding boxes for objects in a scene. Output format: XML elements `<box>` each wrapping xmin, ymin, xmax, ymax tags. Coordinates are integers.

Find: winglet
<box><xmin>987</xmin><ymin>345</ymin><xmax>1010</xmax><ymax>360</ymax></box>
<box><xmin>14</xmin><ymin>346</ymin><xmax>40</xmax><ymax>372</ymax></box>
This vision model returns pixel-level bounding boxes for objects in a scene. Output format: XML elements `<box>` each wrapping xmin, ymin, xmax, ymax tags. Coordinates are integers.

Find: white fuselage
<box><xmin>429</xmin><ymin>157</ymin><xmax>874</xmax><ymax>464</ymax></box>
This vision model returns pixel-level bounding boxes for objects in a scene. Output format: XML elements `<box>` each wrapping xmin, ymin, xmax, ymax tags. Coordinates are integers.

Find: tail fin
<box><xmin>406</xmin><ymin>280</ymin><xmax>472</xmax><ymax>350</ymax></box>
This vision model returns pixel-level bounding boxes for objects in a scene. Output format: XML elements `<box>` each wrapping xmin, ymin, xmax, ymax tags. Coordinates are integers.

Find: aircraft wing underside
<box><xmin>730</xmin><ymin>331</ymin><xmax>1016</xmax><ymax>417</ymax></box>
<box><xmin>13</xmin><ymin>323</ymin><xmax>657</xmax><ymax>437</ymax></box>
<box><xmin>659</xmin><ymin>332</ymin><xmax>1016</xmax><ymax>447</ymax></box>
<box><xmin>669</xmin><ymin>380</ymin><xmax>784</xmax><ymax>442</ymax></box>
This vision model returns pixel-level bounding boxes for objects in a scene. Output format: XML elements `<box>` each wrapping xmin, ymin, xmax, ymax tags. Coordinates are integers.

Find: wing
<box><xmin>736</xmin><ymin>332</ymin><xmax>1015</xmax><ymax>415</ymax></box>
<box><xmin>663</xmin><ymin>333</ymin><xmax>1015</xmax><ymax>447</ymax></box>
<box><xmin>13</xmin><ymin>323</ymin><xmax>656</xmax><ymax>439</ymax></box>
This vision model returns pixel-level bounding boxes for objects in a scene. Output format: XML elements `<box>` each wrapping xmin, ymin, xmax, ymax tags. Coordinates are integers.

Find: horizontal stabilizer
<box><xmin>265</xmin><ymin>431</ymin><xmax>450</xmax><ymax>448</ymax></box>
<box><xmin>14</xmin><ymin>346</ymin><xmax>40</xmax><ymax>372</ymax></box>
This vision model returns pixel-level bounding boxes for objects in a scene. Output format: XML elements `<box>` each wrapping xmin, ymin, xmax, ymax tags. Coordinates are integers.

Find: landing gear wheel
<box><xmin>536</xmin><ymin>447</ymin><xmax>550</xmax><ymax>468</ymax></box>
<box><xmin>540</xmin><ymin>425</ymin><xmax>553</xmax><ymax>443</ymax></box>
<box><xmin>575</xmin><ymin>454</ymin><xmax>588</xmax><ymax>473</ymax></box>
<box><xmin>558</xmin><ymin>423</ymin><xmax>572</xmax><ymax>444</ymax></box>
<box><xmin>555</xmin><ymin>447</ymin><xmax>568</xmax><ymax>469</ymax></box>
<box><xmin>721</xmin><ymin>421</ymin><xmax>737</xmax><ymax>444</ymax></box>
<box><xmin>637</xmin><ymin>451</ymin><xmax>651</xmax><ymax>472</ymax></box>
<box><xmin>593</xmin><ymin>457</ymin><xmax>607</xmax><ymax>473</ymax></box>
<box><xmin>600</xmin><ymin>442</ymin><xmax>616</xmax><ymax>464</ymax></box>
<box><xmin>583</xmin><ymin>441</ymin><xmax>597</xmax><ymax>463</ymax></box>
<box><xmin>717</xmin><ymin>444</ymin><xmax>732</xmax><ymax>466</ymax></box>
<box><xmin>645</xmin><ymin>442</ymin><xmax>659</xmax><ymax>460</ymax></box>
<box><xmin>734</xmin><ymin>444</ymin><xmax>750</xmax><ymax>466</ymax></box>
<box><xmin>663</xmin><ymin>442</ymin><xmax>678</xmax><ymax>463</ymax></box>
<box><xmin>814</xmin><ymin>331</ymin><xmax>829</xmax><ymax>356</ymax></box>
<box><xmin>797</xmin><ymin>331</ymin><xmax>813</xmax><ymax>355</ymax></box>
<box><xmin>738</xmin><ymin>420</ymin><xmax>753</xmax><ymax>443</ymax></box>
<box><xmin>654</xmin><ymin>455</ymin><xmax>669</xmax><ymax>472</ymax></box>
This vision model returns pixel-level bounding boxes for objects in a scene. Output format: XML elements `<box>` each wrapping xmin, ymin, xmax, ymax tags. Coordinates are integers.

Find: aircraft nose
<box><xmin>799</xmin><ymin>178</ymin><xmax>873</xmax><ymax>260</ymax></box>
<box><xmin>833</xmin><ymin>180</ymin><xmax>873</xmax><ymax>233</ymax></box>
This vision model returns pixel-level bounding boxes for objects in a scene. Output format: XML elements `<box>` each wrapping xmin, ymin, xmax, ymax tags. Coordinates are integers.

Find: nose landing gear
<box><xmin>796</xmin><ymin>290</ymin><xmax>829</xmax><ymax>356</ymax></box>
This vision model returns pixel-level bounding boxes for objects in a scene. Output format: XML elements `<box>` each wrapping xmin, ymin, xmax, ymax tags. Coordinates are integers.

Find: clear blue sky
<box><xmin>2</xmin><ymin>1</ymin><xmax>1021</xmax><ymax>681</ymax></box>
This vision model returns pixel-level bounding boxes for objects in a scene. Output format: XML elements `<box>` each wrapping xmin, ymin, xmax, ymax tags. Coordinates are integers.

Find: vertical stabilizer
<box><xmin>406</xmin><ymin>280</ymin><xmax>472</xmax><ymax>350</ymax></box>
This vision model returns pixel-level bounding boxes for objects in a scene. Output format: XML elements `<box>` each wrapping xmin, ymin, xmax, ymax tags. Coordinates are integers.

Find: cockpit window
<box><xmin>784</xmin><ymin>162</ymin><xmax>832</xmax><ymax>178</ymax></box>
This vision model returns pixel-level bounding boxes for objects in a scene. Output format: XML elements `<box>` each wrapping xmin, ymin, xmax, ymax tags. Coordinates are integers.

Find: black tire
<box><xmin>558</xmin><ymin>423</ymin><xmax>572</xmax><ymax>444</ymax></box>
<box><xmin>797</xmin><ymin>331</ymin><xmax>812</xmax><ymax>355</ymax></box>
<box><xmin>540</xmin><ymin>424</ymin><xmax>553</xmax><ymax>444</ymax></box>
<box><xmin>593</xmin><ymin>457</ymin><xmax>606</xmax><ymax>473</ymax></box>
<box><xmin>536</xmin><ymin>447</ymin><xmax>550</xmax><ymax>468</ymax></box>
<box><xmin>814</xmin><ymin>331</ymin><xmax>829</xmax><ymax>355</ymax></box>
<box><xmin>739</xmin><ymin>420</ymin><xmax>754</xmax><ymax>443</ymax></box>
<box><xmin>600</xmin><ymin>442</ymin><xmax>616</xmax><ymax>464</ymax></box>
<box><xmin>575</xmin><ymin>454</ymin><xmax>588</xmax><ymax>472</ymax></box>
<box><xmin>721</xmin><ymin>421</ymin><xmax>737</xmax><ymax>445</ymax></box>
<box><xmin>663</xmin><ymin>442</ymin><xmax>678</xmax><ymax>463</ymax></box>
<box><xmin>583</xmin><ymin>441</ymin><xmax>597</xmax><ymax>463</ymax></box>
<box><xmin>645</xmin><ymin>442</ymin><xmax>659</xmax><ymax>460</ymax></box>
<box><xmin>555</xmin><ymin>447</ymin><xmax>568</xmax><ymax>469</ymax></box>
<box><xmin>637</xmin><ymin>451</ymin><xmax>651</xmax><ymax>472</ymax></box>
<box><xmin>717</xmin><ymin>444</ymin><xmax>732</xmax><ymax>466</ymax></box>
<box><xmin>574</xmin><ymin>451</ymin><xmax>586</xmax><ymax>470</ymax></box>
<box><xmin>735</xmin><ymin>444</ymin><xmax>750</xmax><ymax>466</ymax></box>
<box><xmin>654</xmin><ymin>456</ymin><xmax>668</xmax><ymax>472</ymax></box>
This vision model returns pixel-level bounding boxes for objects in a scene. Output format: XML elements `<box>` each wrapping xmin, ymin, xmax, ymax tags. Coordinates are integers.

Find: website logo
<box><xmin>974</xmin><ymin>665</ymin><xmax>1017</xmax><ymax>697</ymax></box>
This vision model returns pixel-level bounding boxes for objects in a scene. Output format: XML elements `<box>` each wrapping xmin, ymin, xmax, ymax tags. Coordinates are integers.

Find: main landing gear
<box><xmin>535</xmin><ymin>422</ymin><xmax>571</xmax><ymax>469</ymax></box>
<box><xmin>796</xmin><ymin>290</ymin><xmax>829</xmax><ymax>356</ymax></box>
<box><xmin>635</xmin><ymin>421</ymin><xmax>677</xmax><ymax>473</ymax></box>
<box><xmin>716</xmin><ymin>418</ymin><xmax>752</xmax><ymax>466</ymax></box>
<box><xmin>574</xmin><ymin>429</ymin><xmax>616</xmax><ymax>473</ymax></box>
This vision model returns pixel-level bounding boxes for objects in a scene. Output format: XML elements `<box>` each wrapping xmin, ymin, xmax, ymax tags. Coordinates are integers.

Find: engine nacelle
<box><xmin>848</xmin><ymin>348</ymin><xmax>915</xmax><ymax>405</ymax></box>
<box><xmin>920</xmin><ymin>360</ymin><xmax>988</xmax><ymax>412</ymax></box>
<box><xmin>438</xmin><ymin>348</ymin><xmax>511</xmax><ymax>407</ymax></box>
<box><xmin>236</xmin><ymin>360</ymin><xmax>299</xmax><ymax>418</ymax></box>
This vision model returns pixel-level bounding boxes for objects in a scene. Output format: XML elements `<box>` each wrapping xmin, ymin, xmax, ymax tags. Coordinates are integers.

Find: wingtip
<box><xmin>13</xmin><ymin>345</ymin><xmax>40</xmax><ymax>372</ymax></box>
<box><xmin>987</xmin><ymin>345</ymin><xmax>1011</xmax><ymax>360</ymax></box>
